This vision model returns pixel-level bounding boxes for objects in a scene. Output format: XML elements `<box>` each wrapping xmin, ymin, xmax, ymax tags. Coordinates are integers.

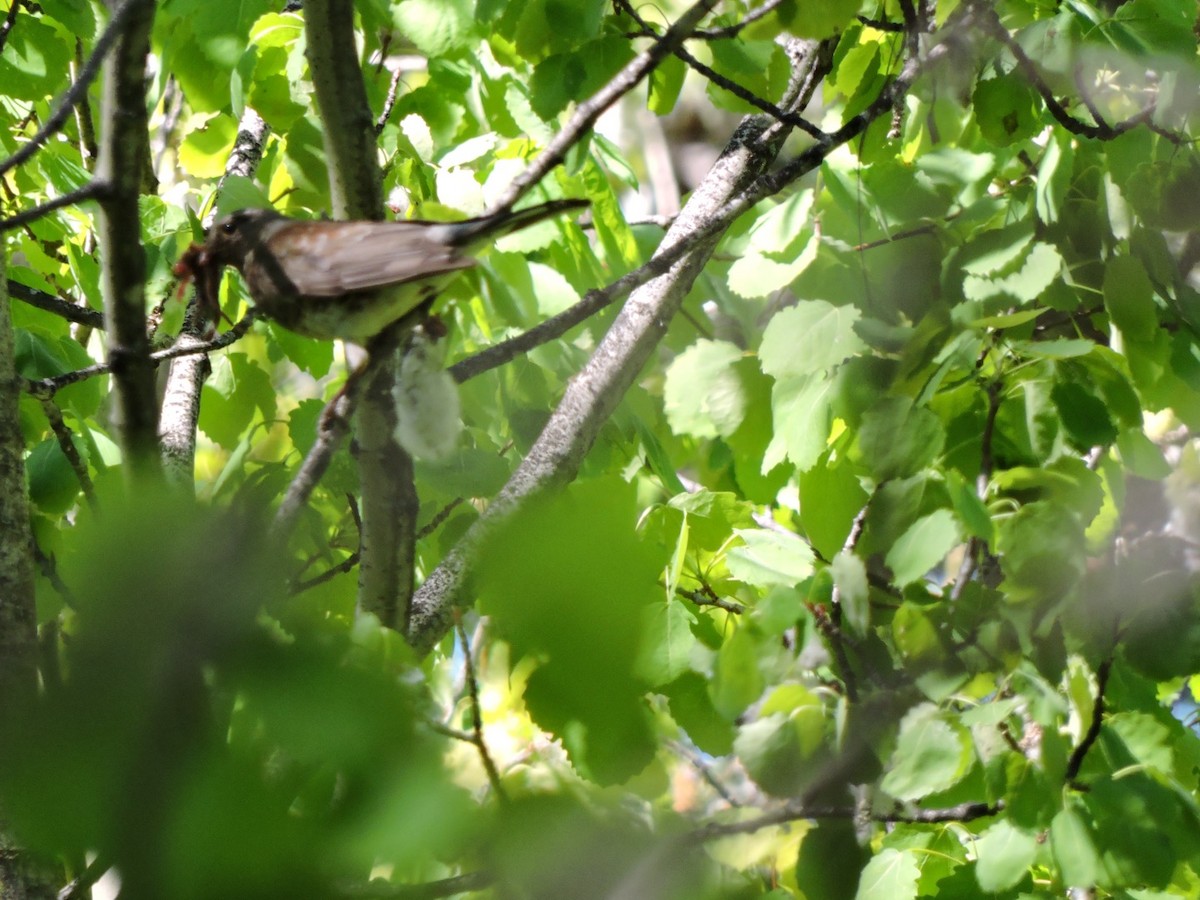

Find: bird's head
<box><xmin>204</xmin><ymin>207</ymin><xmax>284</xmax><ymax>269</ymax></box>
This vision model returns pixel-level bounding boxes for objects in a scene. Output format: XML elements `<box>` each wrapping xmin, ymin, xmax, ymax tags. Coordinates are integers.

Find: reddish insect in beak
<box><xmin>173</xmin><ymin>241</ymin><xmax>224</xmax><ymax>328</ymax></box>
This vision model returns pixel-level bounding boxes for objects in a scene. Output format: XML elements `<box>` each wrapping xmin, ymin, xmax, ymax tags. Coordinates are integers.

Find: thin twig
<box><xmin>486</xmin><ymin>0</ymin><xmax>721</xmax><ymax>214</ymax></box>
<box><xmin>972</xmin><ymin>1</ymin><xmax>1185</xmax><ymax>144</ymax></box>
<box><xmin>857</xmin><ymin>13</ymin><xmax>904</xmax><ymax>32</ymax></box>
<box><xmin>39</xmin><ymin>397</ymin><xmax>98</xmax><ymax>511</ymax></box>
<box><xmin>72</xmin><ymin>37</ymin><xmax>100</xmax><ymax>162</ymax></box>
<box><xmin>0</xmin><ymin>0</ymin><xmax>144</xmax><ymax>179</ymax></box>
<box><xmin>416</xmin><ymin>497</ymin><xmax>465</xmax><ymax>540</ymax></box>
<box><xmin>449</xmin><ymin>238</ymin><xmax>704</xmax><ymax>384</ymax></box>
<box><xmin>375</xmin><ymin>64</ymin><xmax>405</xmax><ymax>134</ymax></box>
<box><xmin>677</xmin><ymin>585</ymin><xmax>745</xmax><ymax>615</ymax></box>
<box><xmin>669</xmin><ymin>739</ymin><xmax>742</xmax><ymax>807</ymax></box>
<box><xmin>291</xmin><ymin>496</ymin><xmax>364</xmax><ymax>593</ymax></box>
<box><xmin>688</xmin><ymin>800</ymin><xmax>1001</xmax><ymax>842</ymax></box>
<box><xmin>8</xmin><ymin>280</ymin><xmax>105</xmax><ymax>327</ymax></box>
<box><xmin>0</xmin><ymin>0</ymin><xmax>23</xmax><ymax>56</ymax></box>
<box><xmin>692</xmin><ymin>0</ymin><xmax>788</xmax><ymax>39</ymax></box>
<box><xmin>455</xmin><ymin>615</ymin><xmax>508</xmax><ymax>804</ymax></box>
<box><xmin>57</xmin><ymin>856</ymin><xmax>111</xmax><ymax>900</ymax></box>
<box><xmin>21</xmin><ymin>311</ymin><xmax>259</xmax><ymax>398</ymax></box>
<box><xmin>272</xmin><ymin>391</ymin><xmax>356</xmax><ymax>540</ymax></box>
<box><xmin>32</xmin><ymin>543</ymin><xmax>78</xmax><ymax>611</ymax></box>
<box><xmin>615</xmin><ymin>0</ymin><xmax>829</xmax><ymax>142</ymax></box>
<box><xmin>0</xmin><ymin>180</ymin><xmax>110</xmax><ymax>232</ymax></box>
<box><xmin>1065</xmin><ymin>657</ymin><xmax>1113</xmax><ymax>785</ymax></box>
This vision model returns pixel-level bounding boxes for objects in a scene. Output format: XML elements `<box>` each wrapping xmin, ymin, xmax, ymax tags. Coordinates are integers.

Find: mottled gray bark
<box><xmin>304</xmin><ymin>0</ymin><xmax>417</xmax><ymax>629</ymax></box>
<box><xmin>95</xmin><ymin>0</ymin><xmax>160</xmax><ymax>481</ymax></box>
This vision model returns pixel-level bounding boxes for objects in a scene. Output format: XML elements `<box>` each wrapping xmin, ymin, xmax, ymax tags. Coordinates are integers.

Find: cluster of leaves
<box><xmin>5</xmin><ymin>0</ymin><xmax>1200</xmax><ymax>898</ymax></box>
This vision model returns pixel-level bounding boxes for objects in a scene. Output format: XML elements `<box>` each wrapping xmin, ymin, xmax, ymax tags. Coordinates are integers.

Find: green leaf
<box><xmin>727</xmin><ymin>231</ymin><xmax>820</xmax><ymax>298</ymax></box>
<box><xmin>1050</xmin><ymin>804</ymin><xmax>1102</xmax><ymax>888</ymax></box>
<box><xmin>199</xmin><ymin>354</ymin><xmax>276</xmax><ymax>451</ymax></box>
<box><xmin>858</xmin><ymin>396</ymin><xmax>945</xmax><ymax>482</ymax></box>
<box><xmin>881</xmin><ymin>703</ymin><xmax>973</xmax><ymax>801</ymax></box>
<box><xmin>780</xmin><ymin>0</ymin><xmax>860</xmax><ymax>38</ymax></box>
<box><xmin>973</xmin><ymin>74</ymin><xmax>1041</xmax><ymax>146</ymax></box>
<box><xmin>663</xmin><ymin>673</ymin><xmax>734</xmax><ymax>755</ymax></box>
<box><xmin>530</xmin><ymin>35</ymin><xmax>635</xmax><ymax>119</ymax></box>
<box><xmin>735</xmin><ymin>705</ymin><xmax>829</xmax><ymax>797</ymax></box>
<box><xmin>663</xmin><ymin>340</ymin><xmax>747</xmax><ymax>439</ymax></box>
<box><xmin>958</xmin><ymin>220</ymin><xmax>1035</xmax><ymax>277</ymax></box>
<box><xmin>963</xmin><ymin>242</ymin><xmax>1062</xmax><ymax>304</ymax></box>
<box><xmin>635</xmin><ymin>597</ymin><xmax>696</xmax><ymax>687</ymax></box>
<box><xmin>854</xmin><ymin>848</ymin><xmax>920</xmax><ymax>900</ymax></box>
<box><xmin>668</xmin><ymin>490</ymin><xmax>754</xmax><ymax>550</ymax></box>
<box><xmin>798</xmin><ymin>456</ymin><xmax>869</xmax><ymax>560</ymax></box>
<box><xmin>1036</xmin><ymin>133</ymin><xmax>1073</xmax><ymax>225</ymax></box>
<box><xmin>997</xmin><ymin>501</ymin><xmax>1086</xmax><ymax>602</ymax></box>
<box><xmin>0</xmin><ymin>17</ymin><xmax>71</xmax><ymax>101</ymax></box>
<box><xmin>393</xmin><ymin>0</ymin><xmax>476</xmax><ymax>55</ymax></box>
<box><xmin>712</xmin><ymin>626</ymin><xmax>764</xmax><ymax>720</ymax></box>
<box><xmin>40</xmin><ymin>0</ymin><xmax>97</xmax><ymax>38</ymax></box>
<box><xmin>1103</xmin><ymin>255</ymin><xmax>1158</xmax><ymax>342</ymax></box>
<box><xmin>727</xmin><ymin>528</ymin><xmax>815</xmax><ymax>589</ymax></box>
<box><xmin>891</xmin><ymin>602</ymin><xmax>940</xmax><ymax>662</ymax></box>
<box><xmin>760</xmin><ymin>301</ymin><xmax>866</xmax><ymax>379</ymax></box>
<box><xmin>796</xmin><ymin>820</ymin><xmax>868</xmax><ymax>900</ymax></box>
<box><xmin>647</xmin><ymin>53</ymin><xmax>686</xmax><ymax>115</ymax></box>
<box><xmin>974</xmin><ymin>821</ymin><xmax>1039</xmax><ymax>892</ymax></box>
<box><xmin>26</xmin><ymin>437</ymin><xmax>82</xmax><ymax>516</ymax></box>
<box><xmin>945</xmin><ymin>470</ymin><xmax>994</xmax><ymax>543</ymax></box>
<box><xmin>885</xmin><ymin>509</ymin><xmax>959</xmax><ymax>586</ymax></box>
<box><xmin>1116</xmin><ymin>429</ymin><xmax>1170</xmax><ymax>479</ymax></box>
<box><xmin>1051</xmin><ymin>381</ymin><xmax>1117</xmax><ymax>450</ymax></box>
<box><xmin>832</xmin><ymin>551</ymin><xmax>869</xmax><ymax>634</ymax></box>
<box><xmin>179</xmin><ymin>114</ymin><xmax>239</xmax><ymax>179</ymax></box>
<box><xmin>477</xmin><ymin>478</ymin><xmax>664</xmax><ymax>783</ymax></box>
<box><xmin>764</xmin><ymin>374</ymin><xmax>834</xmax><ymax>472</ymax></box>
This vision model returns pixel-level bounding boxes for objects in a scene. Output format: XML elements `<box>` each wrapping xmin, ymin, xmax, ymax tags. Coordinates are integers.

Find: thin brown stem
<box><xmin>455</xmin><ymin>615</ymin><xmax>508</xmax><ymax>804</ymax></box>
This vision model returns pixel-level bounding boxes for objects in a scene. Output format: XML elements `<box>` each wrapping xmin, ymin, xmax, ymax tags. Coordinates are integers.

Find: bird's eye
<box><xmin>221</xmin><ymin>219</ymin><xmax>237</xmax><ymax>235</ymax></box>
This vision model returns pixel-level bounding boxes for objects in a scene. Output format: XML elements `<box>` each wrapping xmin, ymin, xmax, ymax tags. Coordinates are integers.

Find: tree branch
<box><xmin>39</xmin><ymin>397</ymin><xmax>98</xmax><ymax>511</ymax></box>
<box><xmin>688</xmin><ymin>800</ymin><xmax>1002</xmax><ymax>842</ymax></box>
<box><xmin>408</xmin><ymin>36</ymin><xmax>838</xmax><ymax>655</ymax></box>
<box><xmin>455</xmin><ymin>616</ymin><xmax>508</xmax><ymax>803</ymax></box>
<box><xmin>7</xmin><ymin>280</ymin><xmax>105</xmax><ymax>328</ymax></box>
<box><xmin>161</xmin><ymin>106</ymin><xmax>271</xmax><ymax>485</ymax></box>
<box><xmin>486</xmin><ymin>0</ymin><xmax>722</xmax><ymax>215</ymax></box>
<box><xmin>22</xmin><ymin>312</ymin><xmax>259</xmax><ymax>399</ymax></box>
<box><xmin>304</xmin><ymin>0</ymin><xmax>416</xmax><ymax>631</ymax></box>
<box><xmin>615</xmin><ymin>0</ymin><xmax>829</xmax><ymax>142</ymax></box>
<box><xmin>0</xmin><ymin>0</ymin><xmax>22</xmax><ymax>56</ymax></box>
<box><xmin>0</xmin><ymin>242</ymin><xmax>38</xmax><ymax>708</ymax></box>
<box><xmin>972</xmin><ymin>1</ymin><xmax>1185</xmax><ymax>144</ymax></box>
<box><xmin>1065</xmin><ymin>657</ymin><xmax>1112</xmax><ymax>785</ymax></box>
<box><xmin>94</xmin><ymin>0</ymin><xmax>160</xmax><ymax>481</ymax></box>
<box><xmin>0</xmin><ymin>181</ymin><xmax>109</xmax><ymax>233</ymax></box>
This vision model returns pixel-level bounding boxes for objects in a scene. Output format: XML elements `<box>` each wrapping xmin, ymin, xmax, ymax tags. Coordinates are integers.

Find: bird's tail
<box><xmin>448</xmin><ymin>198</ymin><xmax>589</xmax><ymax>246</ymax></box>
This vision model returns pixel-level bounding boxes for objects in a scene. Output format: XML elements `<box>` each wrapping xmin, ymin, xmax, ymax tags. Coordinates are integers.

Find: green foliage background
<box><xmin>5</xmin><ymin>0</ymin><xmax>1200</xmax><ymax>897</ymax></box>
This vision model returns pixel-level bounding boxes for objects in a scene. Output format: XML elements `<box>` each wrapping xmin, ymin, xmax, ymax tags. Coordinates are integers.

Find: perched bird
<box><xmin>175</xmin><ymin>198</ymin><xmax>588</xmax><ymax>344</ymax></box>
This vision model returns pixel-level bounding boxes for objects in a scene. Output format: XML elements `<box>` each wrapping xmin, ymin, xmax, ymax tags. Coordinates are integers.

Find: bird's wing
<box><xmin>267</xmin><ymin>221</ymin><xmax>476</xmax><ymax>297</ymax></box>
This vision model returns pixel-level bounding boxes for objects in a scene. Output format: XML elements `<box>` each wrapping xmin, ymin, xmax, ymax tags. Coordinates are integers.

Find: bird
<box><xmin>175</xmin><ymin>198</ymin><xmax>589</xmax><ymax>344</ymax></box>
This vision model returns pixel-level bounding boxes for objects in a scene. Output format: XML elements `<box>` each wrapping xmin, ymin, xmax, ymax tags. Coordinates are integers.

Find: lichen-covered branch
<box><xmin>408</xmin><ymin>38</ymin><xmax>835</xmax><ymax>654</ymax></box>
<box><xmin>301</xmin><ymin>0</ymin><xmax>416</xmax><ymax>629</ymax></box>
<box><xmin>94</xmin><ymin>0</ymin><xmax>160</xmax><ymax>481</ymax></box>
